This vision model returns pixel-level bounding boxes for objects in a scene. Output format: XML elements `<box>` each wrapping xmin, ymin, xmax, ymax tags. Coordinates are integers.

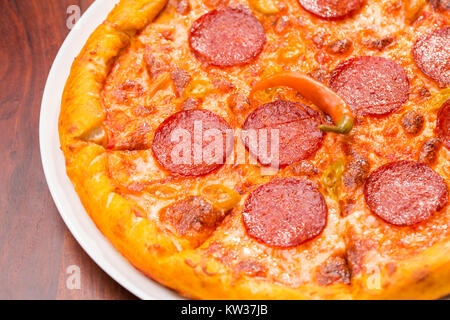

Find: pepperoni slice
<box><xmin>413</xmin><ymin>26</ymin><xmax>450</xmax><ymax>85</ymax></box>
<box><xmin>152</xmin><ymin>109</ymin><xmax>233</xmax><ymax>176</ymax></box>
<box><xmin>364</xmin><ymin>161</ymin><xmax>448</xmax><ymax>226</ymax></box>
<box><xmin>437</xmin><ymin>99</ymin><xmax>450</xmax><ymax>150</ymax></box>
<box><xmin>189</xmin><ymin>8</ymin><xmax>266</xmax><ymax>67</ymax></box>
<box><xmin>243</xmin><ymin>178</ymin><xmax>327</xmax><ymax>247</ymax></box>
<box><xmin>329</xmin><ymin>56</ymin><xmax>410</xmax><ymax>116</ymax></box>
<box><xmin>298</xmin><ymin>0</ymin><xmax>365</xmax><ymax>20</ymax></box>
<box><xmin>241</xmin><ymin>100</ymin><xmax>324</xmax><ymax>168</ymax></box>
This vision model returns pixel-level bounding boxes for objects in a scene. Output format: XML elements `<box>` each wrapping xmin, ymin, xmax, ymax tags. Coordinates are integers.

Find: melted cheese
<box><xmin>101</xmin><ymin>0</ymin><xmax>449</xmax><ymax>290</ymax></box>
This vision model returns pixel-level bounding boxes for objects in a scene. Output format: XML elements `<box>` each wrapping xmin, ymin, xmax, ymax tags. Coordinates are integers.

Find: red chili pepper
<box><xmin>250</xmin><ymin>72</ymin><xmax>354</xmax><ymax>134</ymax></box>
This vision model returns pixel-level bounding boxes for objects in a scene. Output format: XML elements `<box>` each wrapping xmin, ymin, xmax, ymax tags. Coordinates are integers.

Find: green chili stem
<box><xmin>319</xmin><ymin>115</ymin><xmax>354</xmax><ymax>134</ymax></box>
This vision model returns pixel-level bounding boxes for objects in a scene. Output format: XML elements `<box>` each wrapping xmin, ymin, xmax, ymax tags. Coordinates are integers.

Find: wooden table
<box><xmin>0</xmin><ymin>0</ymin><xmax>136</xmax><ymax>300</ymax></box>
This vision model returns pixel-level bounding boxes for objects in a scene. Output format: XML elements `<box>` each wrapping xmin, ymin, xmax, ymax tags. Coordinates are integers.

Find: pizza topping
<box><xmin>425</xmin><ymin>88</ymin><xmax>450</xmax><ymax>111</ymax></box>
<box><xmin>278</xmin><ymin>43</ymin><xmax>305</xmax><ymax>63</ymax></box>
<box><xmin>340</xmin><ymin>198</ymin><xmax>356</xmax><ymax>216</ymax></box>
<box><xmin>175</xmin><ymin>0</ymin><xmax>191</xmax><ymax>15</ymax></box>
<box><xmin>289</xmin><ymin>160</ymin><xmax>319</xmax><ymax>177</ymax></box>
<box><xmin>437</xmin><ymin>99</ymin><xmax>450</xmax><ymax>150</ymax></box>
<box><xmin>146</xmin><ymin>184</ymin><xmax>181</xmax><ymax>199</ymax></box>
<box><xmin>298</xmin><ymin>0</ymin><xmax>365</xmax><ymax>20</ymax></box>
<box><xmin>160</xmin><ymin>29</ymin><xmax>175</xmax><ymax>41</ymax></box>
<box><xmin>322</xmin><ymin>159</ymin><xmax>345</xmax><ymax>199</ymax></box>
<box><xmin>212</xmin><ymin>78</ymin><xmax>234</xmax><ymax>92</ymax></box>
<box><xmin>364</xmin><ymin>161</ymin><xmax>448</xmax><ymax>226</ymax></box>
<box><xmin>228</xmin><ymin>93</ymin><xmax>250</xmax><ymax>113</ymax></box>
<box><xmin>144</xmin><ymin>50</ymin><xmax>167</xmax><ymax>79</ymax></box>
<box><xmin>233</xmin><ymin>260</ymin><xmax>267</xmax><ymax>278</ymax></box>
<box><xmin>346</xmin><ymin>238</ymin><xmax>374</xmax><ymax>275</ymax></box>
<box><xmin>413</xmin><ymin>26</ymin><xmax>450</xmax><ymax>85</ymax></box>
<box><xmin>118</xmin><ymin>80</ymin><xmax>144</xmax><ymax>95</ymax></box>
<box><xmin>329</xmin><ymin>56</ymin><xmax>410</xmax><ymax>116</ymax></box>
<box><xmin>189</xmin><ymin>8</ymin><xmax>266</xmax><ymax>67</ymax></box>
<box><xmin>441</xmin><ymin>0</ymin><xmax>450</xmax><ymax>10</ymax></box>
<box><xmin>274</xmin><ymin>16</ymin><xmax>291</xmax><ymax>34</ymax></box>
<box><xmin>326</xmin><ymin>39</ymin><xmax>352</xmax><ymax>55</ymax></box>
<box><xmin>201</xmin><ymin>184</ymin><xmax>241</xmax><ymax>212</ymax></box>
<box><xmin>430</xmin><ymin>0</ymin><xmax>450</xmax><ymax>12</ymax></box>
<box><xmin>184</xmin><ymin>78</ymin><xmax>211</xmax><ymax>98</ymax></box>
<box><xmin>152</xmin><ymin>109</ymin><xmax>233</xmax><ymax>176</ymax></box>
<box><xmin>181</xmin><ymin>97</ymin><xmax>200</xmax><ymax>110</ymax></box>
<box><xmin>342</xmin><ymin>153</ymin><xmax>370</xmax><ymax>191</ymax></box>
<box><xmin>308</xmin><ymin>67</ymin><xmax>330</xmax><ymax>84</ymax></box>
<box><xmin>416</xmin><ymin>86</ymin><xmax>432</xmax><ymax>100</ymax></box>
<box><xmin>250</xmin><ymin>0</ymin><xmax>280</xmax><ymax>14</ymax></box>
<box><xmin>250</xmin><ymin>72</ymin><xmax>354</xmax><ymax>134</ymax></box>
<box><xmin>132</xmin><ymin>105</ymin><xmax>155</xmax><ymax>117</ymax></box>
<box><xmin>170</xmin><ymin>68</ymin><xmax>191</xmax><ymax>97</ymax></box>
<box><xmin>312</xmin><ymin>33</ymin><xmax>326</xmax><ymax>48</ymax></box>
<box><xmin>364</xmin><ymin>36</ymin><xmax>395</xmax><ymax>51</ymax></box>
<box><xmin>107</xmin><ymin>121</ymin><xmax>152</xmax><ymax>150</ymax></box>
<box><xmin>242</xmin><ymin>178</ymin><xmax>327</xmax><ymax>247</ymax></box>
<box><xmin>418</xmin><ymin>137</ymin><xmax>441</xmax><ymax>166</ymax></box>
<box><xmin>319</xmin><ymin>116</ymin><xmax>354</xmax><ymax>134</ymax></box>
<box><xmin>159</xmin><ymin>196</ymin><xmax>225</xmax><ymax>246</ymax></box>
<box><xmin>316</xmin><ymin>255</ymin><xmax>351</xmax><ymax>286</ymax></box>
<box><xmin>401</xmin><ymin>110</ymin><xmax>424</xmax><ymax>135</ymax></box>
<box><xmin>112</xmin><ymin>81</ymin><xmax>145</xmax><ymax>104</ymax></box>
<box><xmin>241</xmin><ymin>100</ymin><xmax>324</xmax><ymax>167</ymax></box>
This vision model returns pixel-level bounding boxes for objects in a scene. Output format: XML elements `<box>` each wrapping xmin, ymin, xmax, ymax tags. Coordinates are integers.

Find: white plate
<box><xmin>39</xmin><ymin>0</ymin><xmax>180</xmax><ymax>300</ymax></box>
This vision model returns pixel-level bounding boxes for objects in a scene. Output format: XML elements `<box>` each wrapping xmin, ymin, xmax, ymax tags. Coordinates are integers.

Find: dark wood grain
<box><xmin>0</xmin><ymin>0</ymin><xmax>136</xmax><ymax>300</ymax></box>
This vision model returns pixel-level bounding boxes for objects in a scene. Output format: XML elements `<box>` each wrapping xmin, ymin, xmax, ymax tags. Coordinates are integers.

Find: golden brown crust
<box><xmin>59</xmin><ymin>0</ymin><xmax>450</xmax><ymax>299</ymax></box>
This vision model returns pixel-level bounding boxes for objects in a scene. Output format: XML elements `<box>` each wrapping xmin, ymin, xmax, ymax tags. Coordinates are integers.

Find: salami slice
<box><xmin>152</xmin><ymin>109</ymin><xmax>233</xmax><ymax>176</ymax></box>
<box><xmin>243</xmin><ymin>178</ymin><xmax>327</xmax><ymax>247</ymax></box>
<box><xmin>364</xmin><ymin>161</ymin><xmax>448</xmax><ymax>226</ymax></box>
<box><xmin>241</xmin><ymin>100</ymin><xmax>324</xmax><ymax>168</ymax></box>
<box><xmin>413</xmin><ymin>26</ymin><xmax>450</xmax><ymax>85</ymax></box>
<box><xmin>329</xmin><ymin>56</ymin><xmax>410</xmax><ymax>116</ymax></box>
<box><xmin>298</xmin><ymin>0</ymin><xmax>365</xmax><ymax>20</ymax></box>
<box><xmin>437</xmin><ymin>99</ymin><xmax>450</xmax><ymax>150</ymax></box>
<box><xmin>189</xmin><ymin>8</ymin><xmax>266</xmax><ymax>67</ymax></box>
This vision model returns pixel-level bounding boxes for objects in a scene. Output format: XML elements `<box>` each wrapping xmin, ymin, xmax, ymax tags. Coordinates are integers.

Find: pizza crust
<box><xmin>59</xmin><ymin>0</ymin><xmax>450</xmax><ymax>299</ymax></box>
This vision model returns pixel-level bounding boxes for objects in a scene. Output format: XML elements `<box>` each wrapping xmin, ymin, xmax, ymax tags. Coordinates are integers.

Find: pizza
<box><xmin>59</xmin><ymin>0</ymin><xmax>450</xmax><ymax>299</ymax></box>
